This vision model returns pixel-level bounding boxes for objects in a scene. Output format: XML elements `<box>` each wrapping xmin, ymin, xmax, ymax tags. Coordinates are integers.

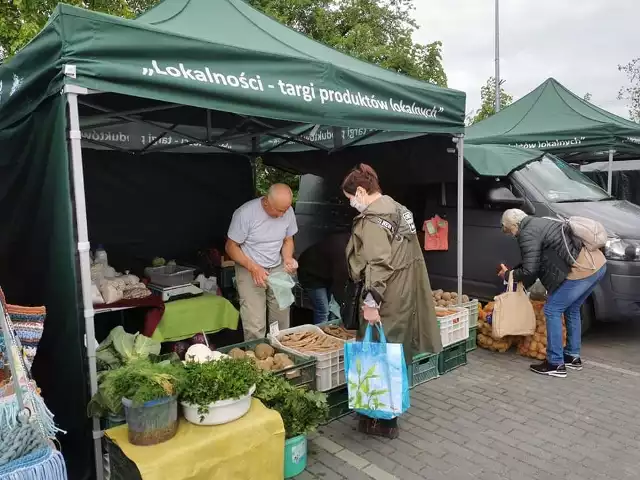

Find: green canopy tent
<box><xmin>463</xmin><ymin>144</ymin><xmax>545</xmax><ymax>177</ymax></box>
<box><xmin>0</xmin><ymin>1</ymin><xmax>465</xmax><ymax>478</ymax></box>
<box><xmin>466</xmin><ymin>78</ymin><xmax>640</xmax><ymax>194</ymax></box>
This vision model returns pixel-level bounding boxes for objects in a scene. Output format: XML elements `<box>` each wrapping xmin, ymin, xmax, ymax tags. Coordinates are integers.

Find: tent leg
<box><xmin>66</xmin><ymin>91</ymin><xmax>104</xmax><ymax>480</ymax></box>
<box><xmin>455</xmin><ymin>135</ymin><xmax>464</xmax><ymax>304</ymax></box>
<box><xmin>607</xmin><ymin>149</ymin><xmax>614</xmax><ymax>195</ymax></box>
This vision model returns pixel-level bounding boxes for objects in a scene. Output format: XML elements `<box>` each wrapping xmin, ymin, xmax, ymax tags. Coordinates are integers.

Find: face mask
<box><xmin>350</xmin><ymin>196</ymin><xmax>367</xmax><ymax>213</ymax></box>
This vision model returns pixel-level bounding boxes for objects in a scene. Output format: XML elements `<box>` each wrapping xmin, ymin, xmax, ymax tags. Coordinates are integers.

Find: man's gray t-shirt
<box><xmin>227</xmin><ymin>197</ymin><xmax>298</xmax><ymax>268</ymax></box>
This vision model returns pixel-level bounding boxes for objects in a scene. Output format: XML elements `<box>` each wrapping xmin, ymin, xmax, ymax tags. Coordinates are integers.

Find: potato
<box><xmin>255</xmin><ymin>343</ymin><xmax>275</xmax><ymax>360</ymax></box>
<box><xmin>434</xmin><ymin>293</ymin><xmax>442</xmax><ymax>301</ymax></box>
<box><xmin>451</xmin><ymin>292</ymin><xmax>458</xmax><ymax>299</ymax></box>
<box><xmin>273</xmin><ymin>353</ymin><xmax>290</xmax><ymax>364</ymax></box>
<box><xmin>530</xmin><ymin>340</ymin><xmax>538</xmax><ymax>352</ymax></box>
<box><xmin>256</xmin><ymin>357</ymin><xmax>274</xmax><ymax>371</ymax></box>
<box><xmin>228</xmin><ymin>347</ymin><xmax>246</xmax><ymax>359</ymax></box>
<box><xmin>275</xmin><ymin>357</ymin><xmax>294</xmax><ymax>370</ymax></box>
<box><xmin>536</xmin><ymin>353</ymin><xmax>546</xmax><ymax>360</ymax></box>
<box><xmin>245</xmin><ymin>351</ymin><xmax>257</xmax><ymax>362</ymax></box>
<box><xmin>437</xmin><ymin>299</ymin><xmax>447</xmax><ymax>307</ymax></box>
<box><xmin>442</xmin><ymin>292</ymin><xmax>452</xmax><ymax>301</ymax></box>
<box><xmin>461</xmin><ymin>295</ymin><xmax>470</xmax><ymax>303</ymax></box>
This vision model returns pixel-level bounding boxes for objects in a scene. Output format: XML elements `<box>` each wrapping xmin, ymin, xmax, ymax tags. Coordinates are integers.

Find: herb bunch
<box><xmin>255</xmin><ymin>372</ymin><xmax>328</xmax><ymax>439</ymax></box>
<box><xmin>88</xmin><ymin>359</ymin><xmax>183</xmax><ymax>416</ymax></box>
<box><xmin>180</xmin><ymin>358</ymin><xmax>259</xmax><ymax>407</ymax></box>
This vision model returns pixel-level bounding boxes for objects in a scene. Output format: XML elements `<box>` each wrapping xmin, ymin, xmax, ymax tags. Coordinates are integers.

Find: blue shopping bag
<box><xmin>344</xmin><ymin>324</ymin><xmax>410</xmax><ymax>420</ymax></box>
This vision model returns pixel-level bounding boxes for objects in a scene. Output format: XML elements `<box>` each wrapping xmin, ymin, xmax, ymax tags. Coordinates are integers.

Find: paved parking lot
<box><xmin>299</xmin><ymin>320</ymin><xmax>640</xmax><ymax>480</ymax></box>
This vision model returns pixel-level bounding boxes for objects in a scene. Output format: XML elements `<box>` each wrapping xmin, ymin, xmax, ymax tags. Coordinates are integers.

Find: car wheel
<box><xmin>581</xmin><ymin>297</ymin><xmax>595</xmax><ymax>336</ymax></box>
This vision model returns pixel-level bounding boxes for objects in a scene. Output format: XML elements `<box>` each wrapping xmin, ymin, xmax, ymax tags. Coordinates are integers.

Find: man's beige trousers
<box><xmin>235</xmin><ymin>263</ymin><xmax>291</xmax><ymax>340</ymax></box>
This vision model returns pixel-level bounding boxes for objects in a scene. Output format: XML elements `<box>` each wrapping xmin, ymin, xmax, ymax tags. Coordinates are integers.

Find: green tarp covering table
<box><xmin>150</xmin><ymin>294</ymin><xmax>239</xmax><ymax>342</ymax></box>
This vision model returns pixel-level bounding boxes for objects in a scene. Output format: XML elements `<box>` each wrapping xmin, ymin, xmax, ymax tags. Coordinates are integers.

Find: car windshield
<box><xmin>517</xmin><ymin>155</ymin><xmax>610</xmax><ymax>202</ymax></box>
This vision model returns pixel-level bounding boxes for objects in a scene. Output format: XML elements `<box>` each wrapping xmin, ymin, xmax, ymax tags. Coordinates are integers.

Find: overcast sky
<box><xmin>412</xmin><ymin>0</ymin><xmax>637</xmax><ymax>119</ymax></box>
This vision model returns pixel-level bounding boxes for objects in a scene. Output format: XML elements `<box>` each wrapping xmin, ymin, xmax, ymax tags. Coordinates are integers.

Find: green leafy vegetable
<box><xmin>96</xmin><ymin>326</ymin><xmax>161</xmax><ymax>371</ymax></box>
<box><xmin>255</xmin><ymin>372</ymin><xmax>328</xmax><ymax>439</ymax></box>
<box><xmin>180</xmin><ymin>359</ymin><xmax>259</xmax><ymax>419</ymax></box>
<box><xmin>88</xmin><ymin>359</ymin><xmax>183</xmax><ymax>417</ymax></box>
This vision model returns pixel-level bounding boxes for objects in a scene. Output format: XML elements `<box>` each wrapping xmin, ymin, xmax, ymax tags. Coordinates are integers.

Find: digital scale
<box><xmin>148</xmin><ymin>283</ymin><xmax>203</xmax><ymax>302</ymax></box>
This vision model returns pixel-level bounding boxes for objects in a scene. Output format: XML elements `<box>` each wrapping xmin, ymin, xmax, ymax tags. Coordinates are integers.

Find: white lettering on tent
<box><xmin>509</xmin><ymin>137</ymin><xmax>587</xmax><ymax>150</ymax></box>
<box><xmin>140</xmin><ymin>60</ymin><xmax>446</xmax><ymax>121</ymax></box>
<box><xmin>82</xmin><ymin>130</ymin><xmax>130</xmax><ymax>143</ymax></box>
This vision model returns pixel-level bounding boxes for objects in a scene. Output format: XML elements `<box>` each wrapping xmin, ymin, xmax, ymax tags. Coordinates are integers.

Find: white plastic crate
<box><xmin>269</xmin><ymin>325</ymin><xmax>346</xmax><ymax>391</ymax></box>
<box><xmin>437</xmin><ymin>307</ymin><xmax>469</xmax><ymax>348</ymax></box>
<box><xmin>461</xmin><ymin>299</ymin><xmax>479</xmax><ymax>328</ymax></box>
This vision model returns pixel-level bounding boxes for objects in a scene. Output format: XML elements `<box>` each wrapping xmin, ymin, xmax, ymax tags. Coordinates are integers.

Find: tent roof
<box><xmin>0</xmin><ymin>0</ymin><xmax>465</xmax><ymax>140</ymax></box>
<box><xmin>464</xmin><ymin>144</ymin><xmax>545</xmax><ymax>177</ymax></box>
<box><xmin>466</xmin><ymin>78</ymin><xmax>640</xmax><ymax>160</ymax></box>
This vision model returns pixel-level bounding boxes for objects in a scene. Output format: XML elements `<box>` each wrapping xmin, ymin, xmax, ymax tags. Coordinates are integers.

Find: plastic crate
<box><xmin>269</xmin><ymin>325</ymin><xmax>346</xmax><ymax>392</ymax></box>
<box><xmin>323</xmin><ymin>385</ymin><xmax>352</xmax><ymax>424</ymax></box>
<box><xmin>461</xmin><ymin>299</ymin><xmax>479</xmax><ymax>328</ymax></box>
<box><xmin>437</xmin><ymin>306</ymin><xmax>469</xmax><ymax>348</ymax></box>
<box><xmin>408</xmin><ymin>352</ymin><xmax>439</xmax><ymax>389</ymax></box>
<box><xmin>438</xmin><ymin>340</ymin><xmax>467</xmax><ymax>374</ymax></box>
<box><xmin>316</xmin><ymin>319</ymin><xmax>357</xmax><ymax>343</ymax></box>
<box><xmin>144</xmin><ymin>265</ymin><xmax>195</xmax><ymax>287</ymax></box>
<box><xmin>466</xmin><ymin>326</ymin><xmax>478</xmax><ymax>353</ymax></box>
<box><xmin>218</xmin><ymin>339</ymin><xmax>316</xmax><ymax>390</ymax></box>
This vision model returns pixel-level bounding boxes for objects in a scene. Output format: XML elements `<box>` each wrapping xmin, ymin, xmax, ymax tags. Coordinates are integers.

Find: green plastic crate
<box><xmin>218</xmin><ymin>339</ymin><xmax>316</xmax><ymax>390</ymax></box>
<box><xmin>323</xmin><ymin>384</ymin><xmax>352</xmax><ymax>424</ymax></box>
<box><xmin>408</xmin><ymin>352</ymin><xmax>439</xmax><ymax>389</ymax></box>
<box><xmin>466</xmin><ymin>326</ymin><xmax>478</xmax><ymax>353</ymax></box>
<box><xmin>438</xmin><ymin>340</ymin><xmax>467</xmax><ymax>374</ymax></box>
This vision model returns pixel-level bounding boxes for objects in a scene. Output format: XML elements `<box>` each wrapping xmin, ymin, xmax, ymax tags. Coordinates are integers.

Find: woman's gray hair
<box><xmin>501</xmin><ymin>209</ymin><xmax>528</xmax><ymax>229</ymax></box>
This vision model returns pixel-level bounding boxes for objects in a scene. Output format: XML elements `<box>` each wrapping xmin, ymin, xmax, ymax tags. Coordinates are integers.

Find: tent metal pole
<box><xmin>607</xmin><ymin>149</ymin><xmax>614</xmax><ymax>195</ymax></box>
<box><xmin>66</xmin><ymin>91</ymin><xmax>105</xmax><ymax>480</ymax></box>
<box><xmin>455</xmin><ymin>134</ymin><xmax>464</xmax><ymax>303</ymax></box>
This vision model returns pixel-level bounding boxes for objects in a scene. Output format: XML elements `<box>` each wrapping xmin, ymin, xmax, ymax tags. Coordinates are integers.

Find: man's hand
<box><xmin>249</xmin><ymin>263</ymin><xmax>269</xmax><ymax>288</ymax></box>
<box><xmin>362</xmin><ymin>305</ymin><xmax>381</xmax><ymax>325</ymax></box>
<box><xmin>283</xmin><ymin>257</ymin><xmax>298</xmax><ymax>274</ymax></box>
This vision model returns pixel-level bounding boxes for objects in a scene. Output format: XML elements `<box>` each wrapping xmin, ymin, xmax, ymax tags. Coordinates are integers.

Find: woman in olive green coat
<box><xmin>342</xmin><ymin>163</ymin><xmax>442</xmax><ymax>439</ymax></box>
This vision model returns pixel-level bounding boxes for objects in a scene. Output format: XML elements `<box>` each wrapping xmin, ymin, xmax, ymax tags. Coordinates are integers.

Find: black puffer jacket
<box><xmin>509</xmin><ymin>216</ymin><xmax>581</xmax><ymax>293</ymax></box>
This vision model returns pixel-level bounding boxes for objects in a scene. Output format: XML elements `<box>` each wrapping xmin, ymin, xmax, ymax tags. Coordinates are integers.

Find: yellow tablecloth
<box><xmin>151</xmin><ymin>293</ymin><xmax>239</xmax><ymax>342</ymax></box>
<box><xmin>105</xmin><ymin>399</ymin><xmax>285</xmax><ymax>480</ymax></box>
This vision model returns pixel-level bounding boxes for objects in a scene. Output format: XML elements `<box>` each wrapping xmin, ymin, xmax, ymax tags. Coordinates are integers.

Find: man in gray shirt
<box><xmin>225</xmin><ymin>184</ymin><xmax>298</xmax><ymax>340</ymax></box>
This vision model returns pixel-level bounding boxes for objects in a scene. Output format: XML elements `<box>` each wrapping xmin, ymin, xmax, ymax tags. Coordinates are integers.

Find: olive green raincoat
<box><xmin>346</xmin><ymin>195</ymin><xmax>443</xmax><ymax>363</ymax></box>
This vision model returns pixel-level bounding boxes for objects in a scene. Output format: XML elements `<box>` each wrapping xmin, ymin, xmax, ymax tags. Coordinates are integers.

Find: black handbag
<box><xmin>339</xmin><ymin>280</ymin><xmax>362</xmax><ymax>331</ymax></box>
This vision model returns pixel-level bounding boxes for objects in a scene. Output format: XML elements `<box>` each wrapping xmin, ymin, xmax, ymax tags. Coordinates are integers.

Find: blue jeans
<box><xmin>306</xmin><ymin>287</ymin><xmax>340</xmax><ymax>325</ymax></box>
<box><xmin>543</xmin><ymin>266</ymin><xmax>606</xmax><ymax>365</ymax></box>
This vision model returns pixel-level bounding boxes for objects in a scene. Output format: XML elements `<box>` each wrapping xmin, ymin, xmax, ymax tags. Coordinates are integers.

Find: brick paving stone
<box><xmin>295</xmin><ymin>324</ymin><xmax>640</xmax><ymax>479</ymax></box>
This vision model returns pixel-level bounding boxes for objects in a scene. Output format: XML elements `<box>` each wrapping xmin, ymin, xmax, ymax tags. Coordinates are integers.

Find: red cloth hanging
<box><xmin>423</xmin><ymin>215</ymin><xmax>449</xmax><ymax>251</ymax></box>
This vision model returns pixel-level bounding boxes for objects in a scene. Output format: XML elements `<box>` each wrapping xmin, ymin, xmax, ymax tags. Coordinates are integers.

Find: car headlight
<box><xmin>604</xmin><ymin>238</ymin><xmax>640</xmax><ymax>261</ymax></box>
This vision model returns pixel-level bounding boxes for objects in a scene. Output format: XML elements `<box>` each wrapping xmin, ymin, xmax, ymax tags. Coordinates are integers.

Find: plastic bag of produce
<box><xmin>267</xmin><ymin>272</ymin><xmax>296</xmax><ymax>309</ymax></box>
<box><xmin>492</xmin><ymin>272</ymin><xmax>536</xmax><ymax>338</ymax></box>
<box><xmin>345</xmin><ymin>324</ymin><xmax>409</xmax><ymax>420</ymax></box>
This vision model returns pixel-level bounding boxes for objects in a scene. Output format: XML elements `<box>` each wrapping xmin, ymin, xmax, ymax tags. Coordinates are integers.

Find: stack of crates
<box><xmin>437</xmin><ymin>303</ymin><xmax>472</xmax><ymax>375</ymax></box>
<box><xmin>462</xmin><ymin>299</ymin><xmax>479</xmax><ymax>353</ymax></box>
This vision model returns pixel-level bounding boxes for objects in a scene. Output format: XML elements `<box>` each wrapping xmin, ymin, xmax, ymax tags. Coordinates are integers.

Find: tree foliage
<box><xmin>618</xmin><ymin>58</ymin><xmax>640</xmax><ymax>122</ymax></box>
<box><xmin>248</xmin><ymin>0</ymin><xmax>448</xmax><ymax>87</ymax></box>
<box><xmin>0</xmin><ymin>0</ymin><xmax>159</xmax><ymax>59</ymax></box>
<box><xmin>470</xmin><ymin>77</ymin><xmax>513</xmax><ymax>125</ymax></box>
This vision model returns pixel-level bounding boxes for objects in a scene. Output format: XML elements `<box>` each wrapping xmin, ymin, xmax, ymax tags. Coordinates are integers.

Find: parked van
<box><xmin>295</xmin><ymin>153</ymin><xmax>640</xmax><ymax>332</ymax></box>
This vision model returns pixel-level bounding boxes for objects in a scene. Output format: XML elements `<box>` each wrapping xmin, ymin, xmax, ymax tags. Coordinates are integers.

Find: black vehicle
<box><xmin>295</xmin><ymin>155</ymin><xmax>640</xmax><ymax>333</ymax></box>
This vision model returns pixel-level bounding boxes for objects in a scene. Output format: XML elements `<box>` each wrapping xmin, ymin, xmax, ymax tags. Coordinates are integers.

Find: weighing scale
<box><xmin>148</xmin><ymin>283</ymin><xmax>203</xmax><ymax>302</ymax></box>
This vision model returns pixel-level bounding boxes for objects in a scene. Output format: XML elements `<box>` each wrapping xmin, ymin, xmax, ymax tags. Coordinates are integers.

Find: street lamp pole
<box><xmin>494</xmin><ymin>0</ymin><xmax>501</xmax><ymax>112</ymax></box>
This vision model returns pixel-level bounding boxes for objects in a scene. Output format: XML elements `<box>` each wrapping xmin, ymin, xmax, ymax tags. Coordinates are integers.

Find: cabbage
<box><xmin>96</xmin><ymin>326</ymin><xmax>161</xmax><ymax>371</ymax></box>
